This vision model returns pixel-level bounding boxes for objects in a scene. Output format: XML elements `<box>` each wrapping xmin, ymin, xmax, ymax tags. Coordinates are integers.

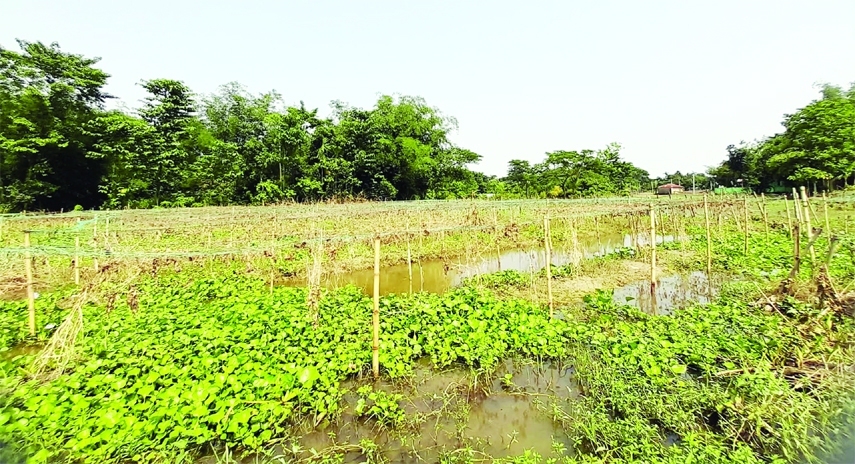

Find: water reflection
<box><xmin>292</xmin><ymin>233</ymin><xmax>676</xmax><ymax>296</ymax></box>
<box><xmin>612</xmin><ymin>271</ymin><xmax>716</xmax><ymax>315</ymax></box>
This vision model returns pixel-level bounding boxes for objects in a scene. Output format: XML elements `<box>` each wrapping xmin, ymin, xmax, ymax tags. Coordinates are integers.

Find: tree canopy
<box><xmin>500</xmin><ymin>144</ymin><xmax>650</xmax><ymax>198</ymax></box>
<box><xmin>0</xmin><ymin>41</ymin><xmax>487</xmax><ymax>211</ymax></box>
<box><xmin>709</xmin><ymin>83</ymin><xmax>855</xmax><ymax>192</ymax></box>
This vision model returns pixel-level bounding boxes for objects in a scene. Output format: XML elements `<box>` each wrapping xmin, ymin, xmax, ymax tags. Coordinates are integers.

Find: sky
<box><xmin>2</xmin><ymin>0</ymin><xmax>854</xmax><ymax>178</ymax></box>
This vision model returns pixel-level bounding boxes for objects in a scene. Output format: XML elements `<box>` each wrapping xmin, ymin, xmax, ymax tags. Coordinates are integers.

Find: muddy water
<box><xmin>292</xmin><ymin>233</ymin><xmax>676</xmax><ymax>296</ymax></box>
<box><xmin>291</xmin><ymin>360</ymin><xmax>577</xmax><ymax>462</ymax></box>
<box><xmin>612</xmin><ymin>271</ymin><xmax>718</xmax><ymax>315</ymax></box>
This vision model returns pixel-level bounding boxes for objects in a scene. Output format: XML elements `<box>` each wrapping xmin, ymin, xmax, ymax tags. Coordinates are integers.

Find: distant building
<box><xmin>657</xmin><ymin>183</ymin><xmax>684</xmax><ymax>195</ymax></box>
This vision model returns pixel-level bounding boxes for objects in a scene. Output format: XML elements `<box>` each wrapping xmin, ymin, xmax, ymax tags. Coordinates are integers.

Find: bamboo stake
<box><xmin>74</xmin><ymin>235</ymin><xmax>80</xmax><ymax>285</ymax></box>
<box><xmin>93</xmin><ymin>219</ymin><xmax>99</xmax><ymax>273</ymax></box>
<box><xmin>496</xmin><ymin>243</ymin><xmax>502</xmax><ymax>272</ymax></box>
<box><xmin>822</xmin><ymin>192</ymin><xmax>831</xmax><ymax>237</ymax></box>
<box><xmin>544</xmin><ymin>216</ymin><xmax>554</xmax><ymax>317</ymax></box>
<box><xmin>760</xmin><ymin>193</ymin><xmax>769</xmax><ymax>241</ymax></box>
<box><xmin>594</xmin><ymin>215</ymin><xmax>601</xmax><ymax>246</ymax></box>
<box><xmin>372</xmin><ymin>237</ymin><xmax>380</xmax><ymax>379</ymax></box>
<box><xmin>784</xmin><ymin>198</ymin><xmax>793</xmax><ymax>238</ymax></box>
<box><xmin>650</xmin><ymin>206</ymin><xmax>657</xmax><ymax>291</ymax></box>
<box><xmin>792</xmin><ymin>188</ymin><xmax>803</xmax><ymax>224</ymax></box>
<box><xmin>800</xmin><ymin>186</ymin><xmax>815</xmax><ymax>265</ymax></box>
<box><xmin>704</xmin><ymin>195</ymin><xmax>712</xmax><ymax>278</ymax></box>
<box><xmin>406</xmin><ymin>225</ymin><xmax>413</xmax><ymax>295</ymax></box>
<box><xmin>24</xmin><ymin>231</ymin><xmax>36</xmax><ymax>336</ymax></box>
<box><xmin>418</xmin><ymin>231</ymin><xmax>424</xmax><ymax>292</ymax></box>
<box><xmin>793</xmin><ymin>224</ymin><xmax>801</xmax><ymax>276</ymax></box>
<box><xmin>743</xmin><ymin>199</ymin><xmax>749</xmax><ymax>256</ymax></box>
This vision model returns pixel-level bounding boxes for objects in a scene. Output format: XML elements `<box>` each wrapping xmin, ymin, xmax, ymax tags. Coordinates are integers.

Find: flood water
<box><xmin>289</xmin><ymin>233</ymin><xmax>677</xmax><ymax>296</ymax></box>
<box><xmin>612</xmin><ymin>271</ymin><xmax>717</xmax><ymax>315</ymax></box>
<box><xmin>296</xmin><ymin>360</ymin><xmax>576</xmax><ymax>462</ymax></box>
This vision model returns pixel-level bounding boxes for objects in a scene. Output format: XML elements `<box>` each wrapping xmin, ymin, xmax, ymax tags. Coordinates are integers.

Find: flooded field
<box><xmin>612</xmin><ymin>271</ymin><xmax>718</xmax><ymax>314</ymax></box>
<box><xmin>198</xmin><ymin>360</ymin><xmax>579</xmax><ymax>463</ymax></box>
<box><xmin>288</xmin><ymin>233</ymin><xmax>677</xmax><ymax>296</ymax></box>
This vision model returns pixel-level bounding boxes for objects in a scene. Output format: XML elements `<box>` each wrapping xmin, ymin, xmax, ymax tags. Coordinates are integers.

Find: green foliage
<box><xmin>710</xmin><ymin>82</ymin><xmax>855</xmax><ymax>192</ymax></box>
<box><xmin>0</xmin><ymin>277</ymin><xmax>567</xmax><ymax>462</ymax></box>
<box><xmin>503</xmin><ymin>144</ymin><xmax>649</xmax><ymax>198</ymax></box>
<box><xmin>1</xmin><ymin>41</ymin><xmax>484</xmax><ymax>212</ymax></box>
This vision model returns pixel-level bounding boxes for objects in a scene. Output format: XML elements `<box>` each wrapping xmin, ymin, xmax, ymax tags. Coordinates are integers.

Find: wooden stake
<box><xmin>372</xmin><ymin>237</ymin><xmax>380</xmax><ymax>379</ymax></box>
<box><xmin>406</xmin><ymin>225</ymin><xmax>413</xmax><ymax>294</ymax></box>
<box><xmin>784</xmin><ymin>198</ymin><xmax>793</xmax><ymax>238</ymax></box>
<box><xmin>800</xmin><ymin>186</ymin><xmax>815</xmax><ymax>265</ymax></box>
<box><xmin>650</xmin><ymin>206</ymin><xmax>657</xmax><ymax>291</ymax></box>
<box><xmin>704</xmin><ymin>195</ymin><xmax>712</xmax><ymax>278</ymax></box>
<box><xmin>544</xmin><ymin>217</ymin><xmax>554</xmax><ymax>317</ymax></box>
<box><xmin>760</xmin><ymin>193</ymin><xmax>769</xmax><ymax>241</ymax></box>
<box><xmin>496</xmin><ymin>243</ymin><xmax>502</xmax><ymax>272</ymax></box>
<box><xmin>594</xmin><ymin>215</ymin><xmax>601</xmax><ymax>246</ymax></box>
<box><xmin>822</xmin><ymin>192</ymin><xmax>831</xmax><ymax>237</ymax></box>
<box><xmin>792</xmin><ymin>188</ymin><xmax>803</xmax><ymax>224</ymax></box>
<box><xmin>24</xmin><ymin>231</ymin><xmax>35</xmax><ymax>336</ymax></box>
<box><xmin>93</xmin><ymin>219</ymin><xmax>99</xmax><ymax>273</ymax></box>
<box><xmin>74</xmin><ymin>235</ymin><xmax>80</xmax><ymax>285</ymax></box>
<box><xmin>418</xmin><ymin>232</ymin><xmax>424</xmax><ymax>292</ymax></box>
<box><xmin>743</xmin><ymin>198</ymin><xmax>749</xmax><ymax>256</ymax></box>
<box><xmin>793</xmin><ymin>224</ymin><xmax>801</xmax><ymax>276</ymax></box>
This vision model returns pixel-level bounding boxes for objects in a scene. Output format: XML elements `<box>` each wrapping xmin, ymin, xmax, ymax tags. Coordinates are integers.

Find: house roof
<box><xmin>658</xmin><ymin>183</ymin><xmax>684</xmax><ymax>189</ymax></box>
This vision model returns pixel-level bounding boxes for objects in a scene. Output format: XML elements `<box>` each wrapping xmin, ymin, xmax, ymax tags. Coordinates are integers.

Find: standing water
<box><xmin>288</xmin><ymin>233</ymin><xmax>677</xmax><ymax>295</ymax></box>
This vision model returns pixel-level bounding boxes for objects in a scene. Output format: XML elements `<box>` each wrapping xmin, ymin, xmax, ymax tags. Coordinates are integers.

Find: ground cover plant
<box><xmin>0</xmin><ymin>196</ymin><xmax>852</xmax><ymax>463</ymax></box>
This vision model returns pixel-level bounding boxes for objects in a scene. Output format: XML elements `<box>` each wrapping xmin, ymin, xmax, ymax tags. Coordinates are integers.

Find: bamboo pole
<box><xmin>544</xmin><ymin>216</ymin><xmax>554</xmax><ymax>317</ymax></box>
<box><xmin>74</xmin><ymin>235</ymin><xmax>80</xmax><ymax>285</ymax></box>
<box><xmin>24</xmin><ymin>231</ymin><xmax>35</xmax><ymax>336</ymax></box>
<box><xmin>800</xmin><ymin>186</ymin><xmax>815</xmax><ymax>265</ymax></box>
<box><xmin>594</xmin><ymin>215</ymin><xmax>601</xmax><ymax>246</ymax></box>
<box><xmin>418</xmin><ymin>231</ymin><xmax>424</xmax><ymax>292</ymax></box>
<box><xmin>793</xmin><ymin>224</ymin><xmax>801</xmax><ymax>276</ymax></box>
<box><xmin>822</xmin><ymin>192</ymin><xmax>831</xmax><ymax>237</ymax></box>
<box><xmin>93</xmin><ymin>219</ymin><xmax>99</xmax><ymax>272</ymax></box>
<box><xmin>650</xmin><ymin>206</ymin><xmax>657</xmax><ymax>291</ymax></box>
<box><xmin>372</xmin><ymin>237</ymin><xmax>380</xmax><ymax>379</ymax></box>
<box><xmin>784</xmin><ymin>198</ymin><xmax>793</xmax><ymax>238</ymax></box>
<box><xmin>760</xmin><ymin>193</ymin><xmax>769</xmax><ymax>241</ymax></box>
<box><xmin>496</xmin><ymin>243</ymin><xmax>502</xmax><ymax>272</ymax></box>
<box><xmin>743</xmin><ymin>199</ymin><xmax>749</xmax><ymax>256</ymax></box>
<box><xmin>406</xmin><ymin>225</ymin><xmax>413</xmax><ymax>295</ymax></box>
<box><xmin>704</xmin><ymin>195</ymin><xmax>712</xmax><ymax>278</ymax></box>
<box><xmin>792</xmin><ymin>188</ymin><xmax>803</xmax><ymax>224</ymax></box>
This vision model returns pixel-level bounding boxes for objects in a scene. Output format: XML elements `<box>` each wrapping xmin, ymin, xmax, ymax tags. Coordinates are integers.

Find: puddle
<box><xmin>290</xmin><ymin>233</ymin><xmax>676</xmax><ymax>296</ymax></box>
<box><xmin>199</xmin><ymin>360</ymin><xmax>577</xmax><ymax>463</ymax></box>
<box><xmin>612</xmin><ymin>271</ymin><xmax>717</xmax><ymax>315</ymax></box>
<box><xmin>301</xmin><ymin>360</ymin><xmax>576</xmax><ymax>462</ymax></box>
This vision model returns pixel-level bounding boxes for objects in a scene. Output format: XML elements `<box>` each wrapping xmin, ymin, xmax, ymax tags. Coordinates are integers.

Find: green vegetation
<box><xmin>0</xmin><ymin>197</ymin><xmax>852</xmax><ymax>463</ymax></box>
<box><xmin>710</xmin><ymin>83</ymin><xmax>855</xmax><ymax>192</ymax></box>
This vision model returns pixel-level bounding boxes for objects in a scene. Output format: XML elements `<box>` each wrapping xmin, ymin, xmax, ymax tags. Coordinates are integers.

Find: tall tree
<box><xmin>0</xmin><ymin>40</ymin><xmax>111</xmax><ymax>210</ymax></box>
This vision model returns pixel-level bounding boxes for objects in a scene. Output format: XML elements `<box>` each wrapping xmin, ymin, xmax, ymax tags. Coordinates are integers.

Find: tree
<box><xmin>0</xmin><ymin>40</ymin><xmax>111</xmax><ymax>210</ymax></box>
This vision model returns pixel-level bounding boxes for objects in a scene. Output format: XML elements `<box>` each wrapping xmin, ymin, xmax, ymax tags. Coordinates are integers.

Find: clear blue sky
<box><xmin>3</xmin><ymin>0</ymin><xmax>854</xmax><ymax>178</ymax></box>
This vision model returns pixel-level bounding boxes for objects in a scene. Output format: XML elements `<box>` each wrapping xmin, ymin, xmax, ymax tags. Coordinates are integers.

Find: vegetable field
<box><xmin>1</xmin><ymin>194</ymin><xmax>854</xmax><ymax>464</ymax></box>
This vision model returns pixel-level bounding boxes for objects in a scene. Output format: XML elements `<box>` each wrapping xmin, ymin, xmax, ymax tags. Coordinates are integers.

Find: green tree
<box><xmin>0</xmin><ymin>40</ymin><xmax>111</xmax><ymax>210</ymax></box>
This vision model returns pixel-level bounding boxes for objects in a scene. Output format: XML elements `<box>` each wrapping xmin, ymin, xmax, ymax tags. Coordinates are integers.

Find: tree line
<box><xmin>7</xmin><ymin>40</ymin><xmax>841</xmax><ymax>212</ymax></box>
<box><xmin>0</xmin><ymin>40</ymin><xmax>489</xmax><ymax>211</ymax></box>
<box><xmin>710</xmin><ymin>83</ymin><xmax>855</xmax><ymax>193</ymax></box>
